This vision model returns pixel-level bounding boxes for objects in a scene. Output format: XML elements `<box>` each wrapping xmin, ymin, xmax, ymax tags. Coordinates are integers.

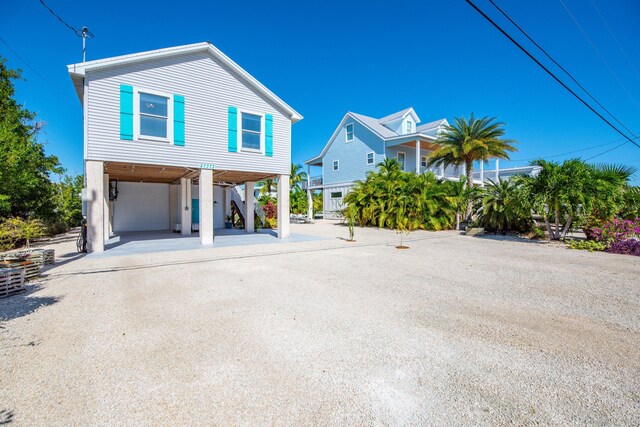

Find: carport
<box><xmin>85</xmin><ymin>160</ymin><xmax>291</xmax><ymax>252</ymax></box>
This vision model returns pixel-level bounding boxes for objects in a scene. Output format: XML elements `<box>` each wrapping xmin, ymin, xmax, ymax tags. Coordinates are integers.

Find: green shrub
<box><xmin>264</xmin><ymin>217</ymin><xmax>277</xmax><ymax>229</ymax></box>
<box><xmin>568</xmin><ymin>240</ymin><xmax>606</xmax><ymax>252</ymax></box>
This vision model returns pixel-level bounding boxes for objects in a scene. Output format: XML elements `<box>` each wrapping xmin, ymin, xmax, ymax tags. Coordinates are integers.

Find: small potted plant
<box><xmin>225</xmin><ymin>215</ymin><xmax>233</xmax><ymax>229</ymax></box>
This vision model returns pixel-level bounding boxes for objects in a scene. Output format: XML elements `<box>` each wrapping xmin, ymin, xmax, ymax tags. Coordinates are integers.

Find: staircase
<box><xmin>229</xmin><ymin>186</ymin><xmax>265</xmax><ymax>227</ymax></box>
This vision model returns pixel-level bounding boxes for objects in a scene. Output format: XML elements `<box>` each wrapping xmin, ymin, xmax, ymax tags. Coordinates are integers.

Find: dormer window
<box><xmin>406</xmin><ymin>120</ymin><xmax>413</xmax><ymax>134</ymax></box>
<box><xmin>346</xmin><ymin>123</ymin><xmax>354</xmax><ymax>142</ymax></box>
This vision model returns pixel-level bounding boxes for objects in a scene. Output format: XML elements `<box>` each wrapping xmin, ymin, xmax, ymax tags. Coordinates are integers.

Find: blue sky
<box><xmin>2</xmin><ymin>0</ymin><xmax>640</xmax><ymax>183</ymax></box>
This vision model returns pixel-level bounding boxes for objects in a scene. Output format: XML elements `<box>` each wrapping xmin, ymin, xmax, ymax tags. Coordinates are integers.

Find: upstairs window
<box><xmin>366</xmin><ymin>152</ymin><xmax>374</xmax><ymax>165</ymax></box>
<box><xmin>406</xmin><ymin>120</ymin><xmax>413</xmax><ymax>133</ymax></box>
<box><xmin>346</xmin><ymin>123</ymin><xmax>354</xmax><ymax>142</ymax></box>
<box><xmin>333</xmin><ymin>160</ymin><xmax>339</xmax><ymax>171</ymax></box>
<box><xmin>241</xmin><ymin>112</ymin><xmax>262</xmax><ymax>151</ymax></box>
<box><xmin>421</xmin><ymin>156</ymin><xmax>427</xmax><ymax>168</ymax></box>
<box><xmin>139</xmin><ymin>92</ymin><xmax>169</xmax><ymax>139</ymax></box>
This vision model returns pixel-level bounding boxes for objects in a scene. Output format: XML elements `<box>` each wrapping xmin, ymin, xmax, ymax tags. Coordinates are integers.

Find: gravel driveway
<box><xmin>1</xmin><ymin>222</ymin><xmax>639</xmax><ymax>425</ymax></box>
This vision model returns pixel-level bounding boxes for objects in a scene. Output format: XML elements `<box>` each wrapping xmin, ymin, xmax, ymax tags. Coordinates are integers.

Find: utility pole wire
<box><xmin>488</xmin><ymin>0</ymin><xmax>638</xmax><ymax>139</ymax></box>
<box><xmin>0</xmin><ymin>37</ymin><xmax>61</xmax><ymax>90</ymax></box>
<box><xmin>463</xmin><ymin>0</ymin><xmax>640</xmax><ymax>150</ymax></box>
<box><xmin>37</xmin><ymin>0</ymin><xmax>92</xmax><ymax>37</ymax></box>
<box><xmin>509</xmin><ymin>136</ymin><xmax>639</xmax><ymax>164</ymax></box>
<box><xmin>557</xmin><ymin>0</ymin><xmax>640</xmax><ymax>111</ymax></box>
<box><xmin>589</xmin><ymin>0</ymin><xmax>640</xmax><ymax>80</ymax></box>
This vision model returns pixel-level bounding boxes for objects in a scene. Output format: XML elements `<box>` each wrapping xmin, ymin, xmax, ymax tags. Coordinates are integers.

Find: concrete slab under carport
<box><xmin>95</xmin><ymin>228</ymin><xmax>325</xmax><ymax>258</ymax></box>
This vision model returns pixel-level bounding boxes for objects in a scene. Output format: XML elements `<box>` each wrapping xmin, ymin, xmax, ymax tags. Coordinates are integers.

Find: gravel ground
<box><xmin>1</xmin><ymin>221</ymin><xmax>639</xmax><ymax>426</ymax></box>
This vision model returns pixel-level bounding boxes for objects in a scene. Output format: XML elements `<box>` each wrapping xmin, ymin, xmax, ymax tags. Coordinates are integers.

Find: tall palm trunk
<box><xmin>465</xmin><ymin>160</ymin><xmax>474</xmax><ymax>221</ymax></box>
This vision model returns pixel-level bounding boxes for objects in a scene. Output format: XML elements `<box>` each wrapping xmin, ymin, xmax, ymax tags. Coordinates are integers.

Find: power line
<box><xmin>583</xmin><ymin>141</ymin><xmax>628</xmax><ymax>161</ymax></box>
<box><xmin>509</xmin><ymin>137</ymin><xmax>634</xmax><ymax>164</ymax></box>
<box><xmin>463</xmin><ymin>0</ymin><xmax>640</xmax><ymax>150</ymax></box>
<box><xmin>487</xmin><ymin>0</ymin><xmax>638</xmax><ymax>139</ymax></box>
<box><xmin>557</xmin><ymin>0</ymin><xmax>640</xmax><ymax>111</ymax></box>
<box><xmin>37</xmin><ymin>0</ymin><xmax>93</xmax><ymax>38</ymax></box>
<box><xmin>589</xmin><ymin>0</ymin><xmax>640</xmax><ymax>80</ymax></box>
<box><xmin>0</xmin><ymin>36</ymin><xmax>60</xmax><ymax>90</ymax></box>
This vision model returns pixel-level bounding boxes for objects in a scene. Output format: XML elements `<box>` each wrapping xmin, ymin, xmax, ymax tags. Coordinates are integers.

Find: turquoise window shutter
<box><xmin>119</xmin><ymin>84</ymin><xmax>134</xmax><ymax>140</ymax></box>
<box><xmin>173</xmin><ymin>95</ymin><xmax>185</xmax><ymax>146</ymax></box>
<box><xmin>265</xmin><ymin>114</ymin><xmax>273</xmax><ymax>157</ymax></box>
<box><xmin>228</xmin><ymin>106</ymin><xmax>238</xmax><ymax>152</ymax></box>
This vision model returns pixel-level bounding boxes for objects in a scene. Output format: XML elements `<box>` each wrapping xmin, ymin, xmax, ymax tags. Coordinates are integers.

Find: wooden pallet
<box><xmin>0</xmin><ymin>260</ymin><xmax>40</xmax><ymax>280</ymax></box>
<box><xmin>0</xmin><ymin>267</ymin><xmax>25</xmax><ymax>298</ymax></box>
<box><xmin>0</xmin><ymin>249</ymin><xmax>55</xmax><ymax>266</ymax></box>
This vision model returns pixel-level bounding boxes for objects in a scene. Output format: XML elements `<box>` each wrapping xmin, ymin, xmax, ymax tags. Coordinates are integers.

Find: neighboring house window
<box><xmin>346</xmin><ymin>123</ymin><xmax>354</xmax><ymax>142</ymax></box>
<box><xmin>330</xmin><ymin>191</ymin><xmax>343</xmax><ymax>199</ymax></box>
<box><xmin>241</xmin><ymin>112</ymin><xmax>263</xmax><ymax>151</ymax></box>
<box><xmin>332</xmin><ymin>160</ymin><xmax>339</xmax><ymax>171</ymax></box>
<box><xmin>421</xmin><ymin>156</ymin><xmax>427</xmax><ymax>168</ymax></box>
<box><xmin>406</xmin><ymin>120</ymin><xmax>412</xmax><ymax>133</ymax></box>
<box><xmin>139</xmin><ymin>92</ymin><xmax>169</xmax><ymax>139</ymax></box>
<box><xmin>397</xmin><ymin>152</ymin><xmax>406</xmax><ymax>170</ymax></box>
<box><xmin>366</xmin><ymin>152</ymin><xmax>374</xmax><ymax>165</ymax></box>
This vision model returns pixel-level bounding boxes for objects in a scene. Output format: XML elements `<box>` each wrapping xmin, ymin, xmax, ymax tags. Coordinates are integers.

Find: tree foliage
<box><xmin>428</xmin><ymin>114</ymin><xmax>517</xmax><ymax>219</ymax></box>
<box><xmin>0</xmin><ymin>58</ymin><xmax>63</xmax><ymax>221</ymax></box>
<box><xmin>344</xmin><ymin>158</ymin><xmax>456</xmax><ymax>231</ymax></box>
<box><xmin>476</xmin><ymin>179</ymin><xmax>531</xmax><ymax>233</ymax></box>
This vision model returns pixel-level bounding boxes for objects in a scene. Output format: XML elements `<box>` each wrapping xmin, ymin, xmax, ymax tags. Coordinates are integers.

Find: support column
<box><xmin>495</xmin><ymin>159</ymin><xmax>500</xmax><ymax>181</ymax></box>
<box><xmin>307</xmin><ymin>189</ymin><xmax>313</xmax><ymax>220</ymax></box>
<box><xmin>224</xmin><ymin>187</ymin><xmax>231</xmax><ymax>218</ymax></box>
<box><xmin>199</xmin><ymin>169</ymin><xmax>214</xmax><ymax>245</ymax></box>
<box><xmin>245</xmin><ymin>182</ymin><xmax>255</xmax><ymax>233</ymax></box>
<box><xmin>180</xmin><ymin>177</ymin><xmax>192</xmax><ymax>236</ymax></box>
<box><xmin>103</xmin><ymin>173</ymin><xmax>110</xmax><ymax>243</ymax></box>
<box><xmin>277</xmin><ymin>174</ymin><xmax>290</xmax><ymax>239</ymax></box>
<box><xmin>415</xmin><ymin>140</ymin><xmax>420</xmax><ymax>173</ymax></box>
<box><xmin>86</xmin><ymin>160</ymin><xmax>105</xmax><ymax>253</ymax></box>
<box><xmin>439</xmin><ymin>164</ymin><xmax>444</xmax><ymax>178</ymax></box>
<box><xmin>480</xmin><ymin>161</ymin><xmax>484</xmax><ymax>187</ymax></box>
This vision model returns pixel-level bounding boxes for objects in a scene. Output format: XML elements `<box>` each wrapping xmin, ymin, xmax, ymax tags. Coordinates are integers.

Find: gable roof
<box><xmin>350</xmin><ymin>112</ymin><xmax>398</xmax><ymax>138</ymax></box>
<box><xmin>67</xmin><ymin>42</ymin><xmax>303</xmax><ymax>123</ymax></box>
<box><xmin>305</xmin><ymin>110</ymin><xmax>445</xmax><ymax>165</ymax></box>
<box><xmin>417</xmin><ymin>118</ymin><xmax>448</xmax><ymax>132</ymax></box>
<box><xmin>378</xmin><ymin>107</ymin><xmax>421</xmax><ymax>124</ymax></box>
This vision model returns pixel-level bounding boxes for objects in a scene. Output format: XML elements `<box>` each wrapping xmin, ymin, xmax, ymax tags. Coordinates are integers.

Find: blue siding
<box><xmin>322</xmin><ymin>119</ymin><xmax>385</xmax><ymax>185</ymax></box>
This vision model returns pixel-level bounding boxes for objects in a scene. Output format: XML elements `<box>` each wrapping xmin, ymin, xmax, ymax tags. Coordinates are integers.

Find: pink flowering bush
<box><xmin>589</xmin><ymin>218</ymin><xmax>640</xmax><ymax>256</ymax></box>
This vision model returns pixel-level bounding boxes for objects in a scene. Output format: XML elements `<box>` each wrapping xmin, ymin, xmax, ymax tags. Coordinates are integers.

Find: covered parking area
<box><xmin>85</xmin><ymin>160</ymin><xmax>291</xmax><ymax>253</ymax></box>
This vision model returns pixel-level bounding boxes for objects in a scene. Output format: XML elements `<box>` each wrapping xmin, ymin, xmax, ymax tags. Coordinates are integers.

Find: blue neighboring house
<box><xmin>304</xmin><ymin>107</ymin><xmax>538</xmax><ymax>217</ymax></box>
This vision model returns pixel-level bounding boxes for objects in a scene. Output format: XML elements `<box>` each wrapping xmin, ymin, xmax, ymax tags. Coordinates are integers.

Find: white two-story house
<box><xmin>68</xmin><ymin>42</ymin><xmax>302</xmax><ymax>252</ymax></box>
<box><xmin>304</xmin><ymin>108</ymin><xmax>537</xmax><ymax>217</ymax></box>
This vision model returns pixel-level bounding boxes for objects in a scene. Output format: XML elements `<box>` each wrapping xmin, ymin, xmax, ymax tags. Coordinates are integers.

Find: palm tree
<box><xmin>442</xmin><ymin>177</ymin><xmax>483</xmax><ymax>230</ymax></box>
<box><xmin>259</xmin><ymin>178</ymin><xmax>276</xmax><ymax>198</ymax></box>
<box><xmin>476</xmin><ymin>179</ymin><xmax>531</xmax><ymax>233</ymax></box>
<box><xmin>290</xmin><ymin>163</ymin><xmax>307</xmax><ymax>188</ymax></box>
<box><xmin>427</xmin><ymin>114</ymin><xmax>517</xmax><ymax>220</ymax></box>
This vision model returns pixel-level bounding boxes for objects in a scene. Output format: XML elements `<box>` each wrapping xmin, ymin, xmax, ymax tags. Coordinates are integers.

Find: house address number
<box><xmin>200</xmin><ymin>163</ymin><xmax>215</xmax><ymax>169</ymax></box>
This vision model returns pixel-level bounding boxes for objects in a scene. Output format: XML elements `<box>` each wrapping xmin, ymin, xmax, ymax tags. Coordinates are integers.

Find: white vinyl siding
<box><xmin>85</xmin><ymin>50</ymin><xmax>291</xmax><ymax>175</ymax></box>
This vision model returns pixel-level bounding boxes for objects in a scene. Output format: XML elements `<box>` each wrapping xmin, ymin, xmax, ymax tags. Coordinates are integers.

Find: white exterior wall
<box><xmin>85</xmin><ymin>51</ymin><xmax>291</xmax><ymax>174</ymax></box>
<box><xmin>112</xmin><ymin>182</ymin><xmax>170</xmax><ymax>232</ymax></box>
<box><xmin>323</xmin><ymin>183</ymin><xmax>355</xmax><ymax>217</ymax></box>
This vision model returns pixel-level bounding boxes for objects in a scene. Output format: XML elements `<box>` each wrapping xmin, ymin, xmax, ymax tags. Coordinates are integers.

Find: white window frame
<box><xmin>330</xmin><ymin>191</ymin><xmax>343</xmax><ymax>199</ymax></box>
<box><xmin>345</xmin><ymin>123</ymin><xmax>354</xmax><ymax>142</ymax></box>
<box><xmin>397</xmin><ymin>151</ymin><xmax>406</xmax><ymax>171</ymax></box>
<box><xmin>237</xmin><ymin>108</ymin><xmax>265</xmax><ymax>154</ymax></box>
<box><xmin>366</xmin><ymin>152</ymin><xmax>375</xmax><ymax>165</ymax></box>
<box><xmin>332</xmin><ymin>160</ymin><xmax>339</xmax><ymax>171</ymax></box>
<box><xmin>421</xmin><ymin>156</ymin><xmax>427</xmax><ymax>168</ymax></box>
<box><xmin>134</xmin><ymin>87</ymin><xmax>174</xmax><ymax>143</ymax></box>
<box><xmin>406</xmin><ymin>120</ymin><xmax>413</xmax><ymax>133</ymax></box>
